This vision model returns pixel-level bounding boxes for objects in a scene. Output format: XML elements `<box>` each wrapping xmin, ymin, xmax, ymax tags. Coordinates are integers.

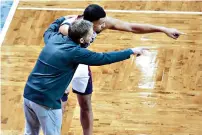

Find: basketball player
<box><xmin>59</xmin><ymin>4</ymin><xmax>184</xmax><ymax>135</ymax></box>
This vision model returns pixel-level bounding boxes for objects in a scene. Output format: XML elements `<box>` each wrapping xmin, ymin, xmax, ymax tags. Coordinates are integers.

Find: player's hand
<box><xmin>164</xmin><ymin>28</ymin><xmax>186</xmax><ymax>39</ymax></box>
<box><xmin>62</xmin><ymin>100</ymin><xmax>68</xmax><ymax>113</ymax></box>
<box><xmin>131</xmin><ymin>47</ymin><xmax>149</xmax><ymax>57</ymax></box>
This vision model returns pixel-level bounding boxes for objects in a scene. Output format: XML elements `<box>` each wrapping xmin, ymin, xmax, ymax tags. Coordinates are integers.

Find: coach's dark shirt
<box><xmin>23</xmin><ymin>17</ymin><xmax>133</xmax><ymax>109</ymax></box>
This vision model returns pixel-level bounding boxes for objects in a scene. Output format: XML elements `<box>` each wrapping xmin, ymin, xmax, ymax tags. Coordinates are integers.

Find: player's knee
<box><xmin>79</xmin><ymin>100</ymin><xmax>92</xmax><ymax>112</ymax></box>
<box><xmin>81</xmin><ymin>104</ymin><xmax>92</xmax><ymax>112</ymax></box>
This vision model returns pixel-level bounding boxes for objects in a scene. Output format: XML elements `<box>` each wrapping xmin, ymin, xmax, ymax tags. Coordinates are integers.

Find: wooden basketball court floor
<box><xmin>1</xmin><ymin>1</ymin><xmax>202</xmax><ymax>135</ymax></box>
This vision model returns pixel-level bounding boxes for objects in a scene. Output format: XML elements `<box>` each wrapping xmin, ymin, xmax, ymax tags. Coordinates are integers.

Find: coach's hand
<box><xmin>131</xmin><ymin>47</ymin><xmax>149</xmax><ymax>57</ymax></box>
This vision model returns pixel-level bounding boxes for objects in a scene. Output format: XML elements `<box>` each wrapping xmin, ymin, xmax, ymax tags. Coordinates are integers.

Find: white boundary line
<box><xmin>1</xmin><ymin>0</ymin><xmax>19</xmax><ymax>132</ymax></box>
<box><xmin>18</xmin><ymin>7</ymin><xmax>202</xmax><ymax>15</ymax></box>
<box><xmin>0</xmin><ymin>2</ymin><xmax>19</xmax><ymax>128</ymax></box>
<box><xmin>0</xmin><ymin>0</ymin><xmax>20</xmax><ymax>46</ymax></box>
<box><xmin>18</xmin><ymin>0</ymin><xmax>198</xmax><ymax>1</ymax></box>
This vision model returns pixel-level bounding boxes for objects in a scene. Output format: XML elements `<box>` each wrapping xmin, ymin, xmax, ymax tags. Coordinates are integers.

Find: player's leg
<box><xmin>72</xmin><ymin>65</ymin><xmax>93</xmax><ymax>135</ymax></box>
<box><xmin>76</xmin><ymin>94</ymin><xmax>93</xmax><ymax>135</ymax></box>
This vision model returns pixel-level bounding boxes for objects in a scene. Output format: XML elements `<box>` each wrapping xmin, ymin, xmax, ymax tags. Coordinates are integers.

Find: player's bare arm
<box><xmin>105</xmin><ymin>16</ymin><xmax>185</xmax><ymax>39</ymax></box>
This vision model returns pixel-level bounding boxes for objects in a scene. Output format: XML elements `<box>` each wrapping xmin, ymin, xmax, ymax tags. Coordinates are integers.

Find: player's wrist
<box><xmin>61</xmin><ymin>93</ymin><xmax>69</xmax><ymax>102</ymax></box>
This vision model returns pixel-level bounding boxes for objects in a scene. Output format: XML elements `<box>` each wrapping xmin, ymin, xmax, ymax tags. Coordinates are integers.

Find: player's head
<box><xmin>68</xmin><ymin>20</ymin><xmax>93</xmax><ymax>47</ymax></box>
<box><xmin>83</xmin><ymin>4</ymin><xmax>106</xmax><ymax>33</ymax></box>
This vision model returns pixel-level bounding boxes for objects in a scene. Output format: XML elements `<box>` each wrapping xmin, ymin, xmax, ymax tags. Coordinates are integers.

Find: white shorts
<box><xmin>66</xmin><ymin>64</ymin><xmax>93</xmax><ymax>94</ymax></box>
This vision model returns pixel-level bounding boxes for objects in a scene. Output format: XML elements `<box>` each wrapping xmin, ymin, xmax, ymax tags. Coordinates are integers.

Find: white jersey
<box><xmin>63</xmin><ymin>15</ymin><xmax>97</xmax><ymax>93</ymax></box>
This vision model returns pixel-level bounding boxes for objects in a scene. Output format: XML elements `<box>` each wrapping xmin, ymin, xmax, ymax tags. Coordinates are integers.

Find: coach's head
<box><xmin>68</xmin><ymin>20</ymin><xmax>93</xmax><ymax>48</ymax></box>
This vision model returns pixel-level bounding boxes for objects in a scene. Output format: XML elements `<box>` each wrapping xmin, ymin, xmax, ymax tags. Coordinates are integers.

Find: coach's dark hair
<box><xmin>68</xmin><ymin>20</ymin><xmax>93</xmax><ymax>44</ymax></box>
<box><xmin>83</xmin><ymin>4</ymin><xmax>106</xmax><ymax>22</ymax></box>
